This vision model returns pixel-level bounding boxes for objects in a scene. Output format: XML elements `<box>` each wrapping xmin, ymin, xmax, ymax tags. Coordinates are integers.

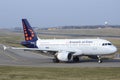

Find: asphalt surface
<box><xmin>0</xmin><ymin>45</ymin><xmax>120</xmax><ymax>67</ymax></box>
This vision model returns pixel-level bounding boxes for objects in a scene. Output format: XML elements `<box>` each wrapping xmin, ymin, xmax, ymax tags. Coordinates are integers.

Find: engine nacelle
<box><xmin>57</xmin><ymin>51</ymin><xmax>72</xmax><ymax>62</ymax></box>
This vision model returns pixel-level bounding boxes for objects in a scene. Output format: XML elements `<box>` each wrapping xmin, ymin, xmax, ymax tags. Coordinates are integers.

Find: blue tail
<box><xmin>22</xmin><ymin>19</ymin><xmax>38</xmax><ymax>41</ymax></box>
<box><xmin>21</xmin><ymin>19</ymin><xmax>38</xmax><ymax>48</ymax></box>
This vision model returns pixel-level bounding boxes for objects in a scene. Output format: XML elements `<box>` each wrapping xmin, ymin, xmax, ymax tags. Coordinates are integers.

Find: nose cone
<box><xmin>109</xmin><ymin>46</ymin><xmax>117</xmax><ymax>54</ymax></box>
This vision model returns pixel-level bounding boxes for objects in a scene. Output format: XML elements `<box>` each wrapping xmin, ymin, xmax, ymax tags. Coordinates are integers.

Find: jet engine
<box><xmin>57</xmin><ymin>51</ymin><xmax>73</xmax><ymax>62</ymax></box>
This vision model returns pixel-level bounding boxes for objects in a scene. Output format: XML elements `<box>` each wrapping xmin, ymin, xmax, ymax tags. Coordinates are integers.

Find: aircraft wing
<box><xmin>3</xmin><ymin>45</ymin><xmax>78</xmax><ymax>53</ymax></box>
<box><xmin>3</xmin><ymin>45</ymin><xmax>58</xmax><ymax>52</ymax></box>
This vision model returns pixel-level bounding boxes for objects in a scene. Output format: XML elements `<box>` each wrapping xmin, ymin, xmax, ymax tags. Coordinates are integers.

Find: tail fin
<box><xmin>22</xmin><ymin>19</ymin><xmax>38</xmax><ymax>41</ymax></box>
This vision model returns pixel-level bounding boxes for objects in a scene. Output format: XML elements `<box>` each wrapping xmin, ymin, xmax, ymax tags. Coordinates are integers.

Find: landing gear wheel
<box><xmin>53</xmin><ymin>58</ymin><xmax>59</xmax><ymax>63</ymax></box>
<box><xmin>53</xmin><ymin>55</ymin><xmax>59</xmax><ymax>63</ymax></box>
<box><xmin>97</xmin><ymin>55</ymin><xmax>102</xmax><ymax>63</ymax></box>
<box><xmin>98</xmin><ymin>60</ymin><xmax>102</xmax><ymax>63</ymax></box>
<box><xmin>73</xmin><ymin>56</ymin><xmax>79</xmax><ymax>62</ymax></box>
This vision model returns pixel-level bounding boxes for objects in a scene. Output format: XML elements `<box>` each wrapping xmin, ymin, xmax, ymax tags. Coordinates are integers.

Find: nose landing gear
<box><xmin>97</xmin><ymin>55</ymin><xmax>102</xmax><ymax>63</ymax></box>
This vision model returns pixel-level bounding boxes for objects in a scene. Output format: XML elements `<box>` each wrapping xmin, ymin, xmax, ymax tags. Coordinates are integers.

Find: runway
<box><xmin>0</xmin><ymin>45</ymin><xmax>120</xmax><ymax>67</ymax></box>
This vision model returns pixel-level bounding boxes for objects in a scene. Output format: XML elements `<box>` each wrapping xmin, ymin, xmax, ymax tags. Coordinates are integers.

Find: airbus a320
<box><xmin>4</xmin><ymin>19</ymin><xmax>117</xmax><ymax>63</ymax></box>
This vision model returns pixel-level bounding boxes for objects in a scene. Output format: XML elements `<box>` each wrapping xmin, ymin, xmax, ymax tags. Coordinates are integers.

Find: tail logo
<box><xmin>22</xmin><ymin>19</ymin><xmax>38</xmax><ymax>41</ymax></box>
<box><xmin>23</xmin><ymin>24</ymin><xmax>35</xmax><ymax>41</ymax></box>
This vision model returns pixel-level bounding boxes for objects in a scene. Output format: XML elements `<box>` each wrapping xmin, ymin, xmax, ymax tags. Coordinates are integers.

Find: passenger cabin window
<box><xmin>102</xmin><ymin>43</ymin><xmax>112</xmax><ymax>46</ymax></box>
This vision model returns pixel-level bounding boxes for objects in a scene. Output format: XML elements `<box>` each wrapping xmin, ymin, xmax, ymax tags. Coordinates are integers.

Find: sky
<box><xmin>0</xmin><ymin>0</ymin><xmax>120</xmax><ymax>28</ymax></box>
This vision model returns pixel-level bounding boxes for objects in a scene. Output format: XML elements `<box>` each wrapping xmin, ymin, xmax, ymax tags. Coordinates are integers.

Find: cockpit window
<box><xmin>108</xmin><ymin>43</ymin><xmax>112</xmax><ymax>45</ymax></box>
<box><xmin>102</xmin><ymin>43</ymin><xmax>112</xmax><ymax>46</ymax></box>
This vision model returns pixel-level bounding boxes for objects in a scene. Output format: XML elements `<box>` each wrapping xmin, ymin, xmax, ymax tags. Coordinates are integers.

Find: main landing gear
<box><xmin>97</xmin><ymin>55</ymin><xmax>102</xmax><ymax>63</ymax></box>
<box><xmin>53</xmin><ymin>55</ymin><xmax>59</xmax><ymax>63</ymax></box>
<box><xmin>73</xmin><ymin>56</ymin><xmax>79</xmax><ymax>62</ymax></box>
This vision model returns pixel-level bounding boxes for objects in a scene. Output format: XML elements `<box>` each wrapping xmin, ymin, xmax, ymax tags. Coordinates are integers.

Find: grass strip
<box><xmin>0</xmin><ymin>66</ymin><xmax>120</xmax><ymax>80</ymax></box>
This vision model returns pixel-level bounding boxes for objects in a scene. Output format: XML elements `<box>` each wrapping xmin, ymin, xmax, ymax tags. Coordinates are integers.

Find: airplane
<box><xmin>3</xmin><ymin>19</ymin><xmax>117</xmax><ymax>63</ymax></box>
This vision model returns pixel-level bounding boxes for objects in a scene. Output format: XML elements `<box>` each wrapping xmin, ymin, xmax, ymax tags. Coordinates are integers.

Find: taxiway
<box><xmin>0</xmin><ymin>45</ymin><xmax>120</xmax><ymax>67</ymax></box>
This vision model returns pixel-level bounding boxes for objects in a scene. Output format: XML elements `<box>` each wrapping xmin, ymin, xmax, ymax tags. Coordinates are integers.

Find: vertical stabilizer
<box><xmin>21</xmin><ymin>19</ymin><xmax>38</xmax><ymax>48</ymax></box>
<box><xmin>22</xmin><ymin>19</ymin><xmax>38</xmax><ymax>41</ymax></box>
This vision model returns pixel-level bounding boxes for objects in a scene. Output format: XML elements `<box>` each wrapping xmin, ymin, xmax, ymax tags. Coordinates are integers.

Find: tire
<box><xmin>73</xmin><ymin>56</ymin><xmax>79</xmax><ymax>62</ymax></box>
